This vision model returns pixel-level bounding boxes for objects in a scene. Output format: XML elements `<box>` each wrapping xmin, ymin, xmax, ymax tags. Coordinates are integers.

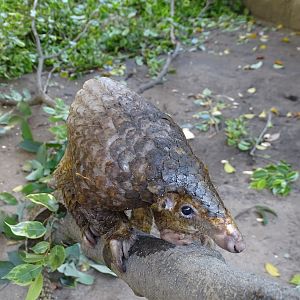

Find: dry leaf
<box><xmin>247</xmin><ymin>87</ymin><xmax>256</xmax><ymax>94</ymax></box>
<box><xmin>261</xmin><ymin>142</ymin><xmax>271</xmax><ymax>147</ymax></box>
<box><xmin>276</xmin><ymin>24</ymin><xmax>283</xmax><ymax>30</ymax></box>
<box><xmin>273</xmin><ymin>64</ymin><xmax>284</xmax><ymax>69</ymax></box>
<box><xmin>260</xmin><ymin>35</ymin><xmax>269</xmax><ymax>42</ymax></box>
<box><xmin>281</xmin><ymin>37</ymin><xmax>290</xmax><ymax>43</ymax></box>
<box><xmin>13</xmin><ymin>185</ymin><xmax>23</xmax><ymax>192</ymax></box>
<box><xmin>256</xmin><ymin>144</ymin><xmax>267</xmax><ymax>150</ymax></box>
<box><xmin>243</xmin><ymin>114</ymin><xmax>255</xmax><ymax>119</ymax></box>
<box><xmin>259</xmin><ymin>110</ymin><xmax>267</xmax><ymax>118</ymax></box>
<box><xmin>223</xmin><ymin>161</ymin><xmax>236</xmax><ymax>174</ymax></box>
<box><xmin>247</xmin><ymin>32</ymin><xmax>257</xmax><ymax>39</ymax></box>
<box><xmin>224</xmin><ymin>49</ymin><xmax>230</xmax><ymax>55</ymax></box>
<box><xmin>265</xmin><ymin>263</ymin><xmax>280</xmax><ymax>277</ymax></box>
<box><xmin>244</xmin><ymin>62</ymin><xmax>263</xmax><ymax>70</ymax></box>
<box><xmin>243</xmin><ymin>170</ymin><xmax>253</xmax><ymax>175</ymax></box>
<box><xmin>259</xmin><ymin>44</ymin><xmax>267</xmax><ymax>50</ymax></box>
<box><xmin>270</xmin><ymin>107</ymin><xmax>279</xmax><ymax>115</ymax></box>
<box><xmin>273</xmin><ymin>60</ymin><xmax>284</xmax><ymax>69</ymax></box>
<box><xmin>264</xmin><ymin>132</ymin><xmax>280</xmax><ymax>142</ymax></box>
<box><xmin>182</xmin><ymin>128</ymin><xmax>195</xmax><ymax>140</ymax></box>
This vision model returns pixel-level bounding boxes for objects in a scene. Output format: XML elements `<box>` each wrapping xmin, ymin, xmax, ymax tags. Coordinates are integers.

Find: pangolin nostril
<box><xmin>233</xmin><ymin>240</ymin><xmax>246</xmax><ymax>253</ymax></box>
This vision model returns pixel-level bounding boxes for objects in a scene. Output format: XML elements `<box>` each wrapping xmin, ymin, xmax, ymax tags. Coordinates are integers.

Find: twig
<box><xmin>198</xmin><ymin>0</ymin><xmax>214</xmax><ymax>18</ymax></box>
<box><xmin>31</xmin><ymin>0</ymin><xmax>45</xmax><ymax>97</ymax></box>
<box><xmin>137</xmin><ymin>0</ymin><xmax>180</xmax><ymax>94</ymax></box>
<box><xmin>136</xmin><ymin>42</ymin><xmax>180</xmax><ymax>94</ymax></box>
<box><xmin>250</xmin><ymin>112</ymin><xmax>272</xmax><ymax>156</ymax></box>
<box><xmin>170</xmin><ymin>0</ymin><xmax>176</xmax><ymax>45</ymax></box>
<box><xmin>43</xmin><ymin>65</ymin><xmax>58</xmax><ymax>94</ymax></box>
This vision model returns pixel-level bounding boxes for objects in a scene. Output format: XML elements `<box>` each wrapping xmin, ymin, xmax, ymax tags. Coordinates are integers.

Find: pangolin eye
<box><xmin>181</xmin><ymin>205</ymin><xmax>194</xmax><ymax>216</ymax></box>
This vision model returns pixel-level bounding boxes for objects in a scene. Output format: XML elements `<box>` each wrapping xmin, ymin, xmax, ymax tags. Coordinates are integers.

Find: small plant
<box><xmin>14</xmin><ymin>99</ymin><xmax>69</xmax><ymax>195</ymax></box>
<box><xmin>250</xmin><ymin>161</ymin><xmax>299</xmax><ymax>196</ymax></box>
<box><xmin>0</xmin><ymin>88</ymin><xmax>33</xmax><ymax>137</ymax></box>
<box><xmin>225</xmin><ymin>116</ymin><xmax>255</xmax><ymax>151</ymax></box>
<box><xmin>193</xmin><ymin>88</ymin><xmax>227</xmax><ymax>132</ymax></box>
<box><xmin>0</xmin><ymin>193</ymin><xmax>115</xmax><ymax>300</ymax></box>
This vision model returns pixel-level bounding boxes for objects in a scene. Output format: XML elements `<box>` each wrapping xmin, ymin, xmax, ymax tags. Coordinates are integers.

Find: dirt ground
<box><xmin>0</xmin><ymin>20</ymin><xmax>300</xmax><ymax>299</ymax></box>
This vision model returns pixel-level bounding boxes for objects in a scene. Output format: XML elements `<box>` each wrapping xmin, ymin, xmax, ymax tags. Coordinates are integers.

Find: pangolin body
<box><xmin>56</xmin><ymin>78</ymin><xmax>223</xmax><ymax>215</ymax></box>
<box><xmin>54</xmin><ymin>77</ymin><xmax>245</xmax><ymax>272</ymax></box>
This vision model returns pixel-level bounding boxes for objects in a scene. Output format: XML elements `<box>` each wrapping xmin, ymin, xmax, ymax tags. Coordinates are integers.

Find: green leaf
<box><xmin>19</xmin><ymin>140</ymin><xmax>42</xmax><ymax>153</ymax></box>
<box><xmin>290</xmin><ymin>274</ymin><xmax>300</xmax><ymax>286</ymax></box>
<box><xmin>17</xmin><ymin>101</ymin><xmax>32</xmax><ymax>117</ymax></box>
<box><xmin>20</xmin><ymin>252</ymin><xmax>45</xmax><ymax>264</ymax></box>
<box><xmin>58</xmin><ymin>262</ymin><xmax>94</xmax><ymax>285</ymax></box>
<box><xmin>42</xmin><ymin>107</ymin><xmax>55</xmax><ymax>115</ymax></box>
<box><xmin>14</xmin><ymin>182</ymin><xmax>48</xmax><ymax>195</ymax></box>
<box><xmin>65</xmin><ymin>243</ymin><xmax>81</xmax><ymax>260</ymax></box>
<box><xmin>47</xmin><ymin>245</ymin><xmax>66</xmax><ymax>271</ymax></box>
<box><xmin>0</xmin><ymin>261</ymin><xmax>15</xmax><ymax>284</ymax></box>
<box><xmin>10</xmin><ymin>90</ymin><xmax>23</xmax><ymax>102</ymax></box>
<box><xmin>5</xmin><ymin>221</ymin><xmax>46</xmax><ymax>239</ymax></box>
<box><xmin>255</xmin><ymin>205</ymin><xmax>277</xmax><ymax>225</ymax></box>
<box><xmin>238</xmin><ymin>140</ymin><xmax>252</xmax><ymax>151</ymax></box>
<box><xmin>0</xmin><ymin>192</ymin><xmax>18</xmax><ymax>205</ymax></box>
<box><xmin>31</xmin><ymin>242</ymin><xmax>50</xmax><ymax>254</ymax></box>
<box><xmin>25</xmin><ymin>273</ymin><xmax>43</xmax><ymax>300</ymax></box>
<box><xmin>89</xmin><ymin>263</ymin><xmax>117</xmax><ymax>277</ymax></box>
<box><xmin>3</xmin><ymin>215</ymin><xmax>25</xmax><ymax>241</ymax></box>
<box><xmin>135</xmin><ymin>56</ymin><xmax>143</xmax><ymax>66</ymax></box>
<box><xmin>25</xmin><ymin>167</ymin><xmax>44</xmax><ymax>181</ymax></box>
<box><xmin>21</xmin><ymin>120</ymin><xmax>33</xmax><ymax>140</ymax></box>
<box><xmin>0</xmin><ymin>110</ymin><xmax>13</xmax><ymax>125</ymax></box>
<box><xmin>256</xmin><ymin>179</ymin><xmax>267</xmax><ymax>189</ymax></box>
<box><xmin>286</xmin><ymin>171</ymin><xmax>299</xmax><ymax>182</ymax></box>
<box><xmin>26</xmin><ymin>193</ymin><xmax>58</xmax><ymax>212</ymax></box>
<box><xmin>8</xmin><ymin>250</ymin><xmax>24</xmax><ymax>266</ymax></box>
<box><xmin>22</xmin><ymin>89</ymin><xmax>31</xmax><ymax>102</ymax></box>
<box><xmin>195</xmin><ymin>123</ymin><xmax>209</xmax><ymax>132</ymax></box>
<box><xmin>36</xmin><ymin>144</ymin><xmax>47</xmax><ymax>165</ymax></box>
<box><xmin>60</xmin><ymin>276</ymin><xmax>77</xmax><ymax>287</ymax></box>
<box><xmin>202</xmin><ymin>88</ymin><xmax>212</xmax><ymax>97</ymax></box>
<box><xmin>2</xmin><ymin>264</ymin><xmax>42</xmax><ymax>286</ymax></box>
<box><xmin>8</xmin><ymin>115</ymin><xmax>23</xmax><ymax>125</ymax></box>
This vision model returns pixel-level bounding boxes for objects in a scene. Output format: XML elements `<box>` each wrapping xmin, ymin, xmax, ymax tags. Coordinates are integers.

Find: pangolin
<box><xmin>53</xmin><ymin>77</ymin><xmax>245</xmax><ymax>272</ymax></box>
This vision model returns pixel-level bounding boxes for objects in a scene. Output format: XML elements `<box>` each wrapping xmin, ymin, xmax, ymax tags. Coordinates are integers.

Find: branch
<box><xmin>136</xmin><ymin>0</ymin><xmax>180</xmax><ymax>94</ymax></box>
<box><xmin>29</xmin><ymin>0</ymin><xmax>98</xmax><ymax>107</ymax></box>
<box><xmin>136</xmin><ymin>42</ymin><xmax>180</xmax><ymax>94</ymax></box>
<box><xmin>43</xmin><ymin>65</ymin><xmax>58</xmax><ymax>94</ymax></box>
<box><xmin>53</xmin><ymin>213</ymin><xmax>300</xmax><ymax>300</ymax></box>
<box><xmin>31</xmin><ymin>0</ymin><xmax>44</xmax><ymax>95</ymax></box>
<box><xmin>170</xmin><ymin>0</ymin><xmax>176</xmax><ymax>45</ymax></box>
<box><xmin>250</xmin><ymin>112</ymin><xmax>272</xmax><ymax>156</ymax></box>
<box><xmin>198</xmin><ymin>0</ymin><xmax>214</xmax><ymax>18</ymax></box>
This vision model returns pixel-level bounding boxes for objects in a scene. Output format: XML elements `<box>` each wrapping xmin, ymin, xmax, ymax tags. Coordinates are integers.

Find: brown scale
<box><xmin>53</xmin><ymin>77</ymin><xmax>245</xmax><ymax>272</ymax></box>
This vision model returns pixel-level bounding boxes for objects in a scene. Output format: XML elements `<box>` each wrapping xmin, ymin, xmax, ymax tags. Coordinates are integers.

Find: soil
<box><xmin>0</xmin><ymin>20</ymin><xmax>300</xmax><ymax>299</ymax></box>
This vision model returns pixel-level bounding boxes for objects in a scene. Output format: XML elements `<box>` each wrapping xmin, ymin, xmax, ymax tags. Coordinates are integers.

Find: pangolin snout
<box><xmin>213</xmin><ymin>223</ymin><xmax>246</xmax><ymax>253</ymax></box>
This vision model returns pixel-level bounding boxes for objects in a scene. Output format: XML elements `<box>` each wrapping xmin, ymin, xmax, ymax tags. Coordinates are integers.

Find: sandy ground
<box><xmin>0</xmin><ymin>20</ymin><xmax>300</xmax><ymax>299</ymax></box>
